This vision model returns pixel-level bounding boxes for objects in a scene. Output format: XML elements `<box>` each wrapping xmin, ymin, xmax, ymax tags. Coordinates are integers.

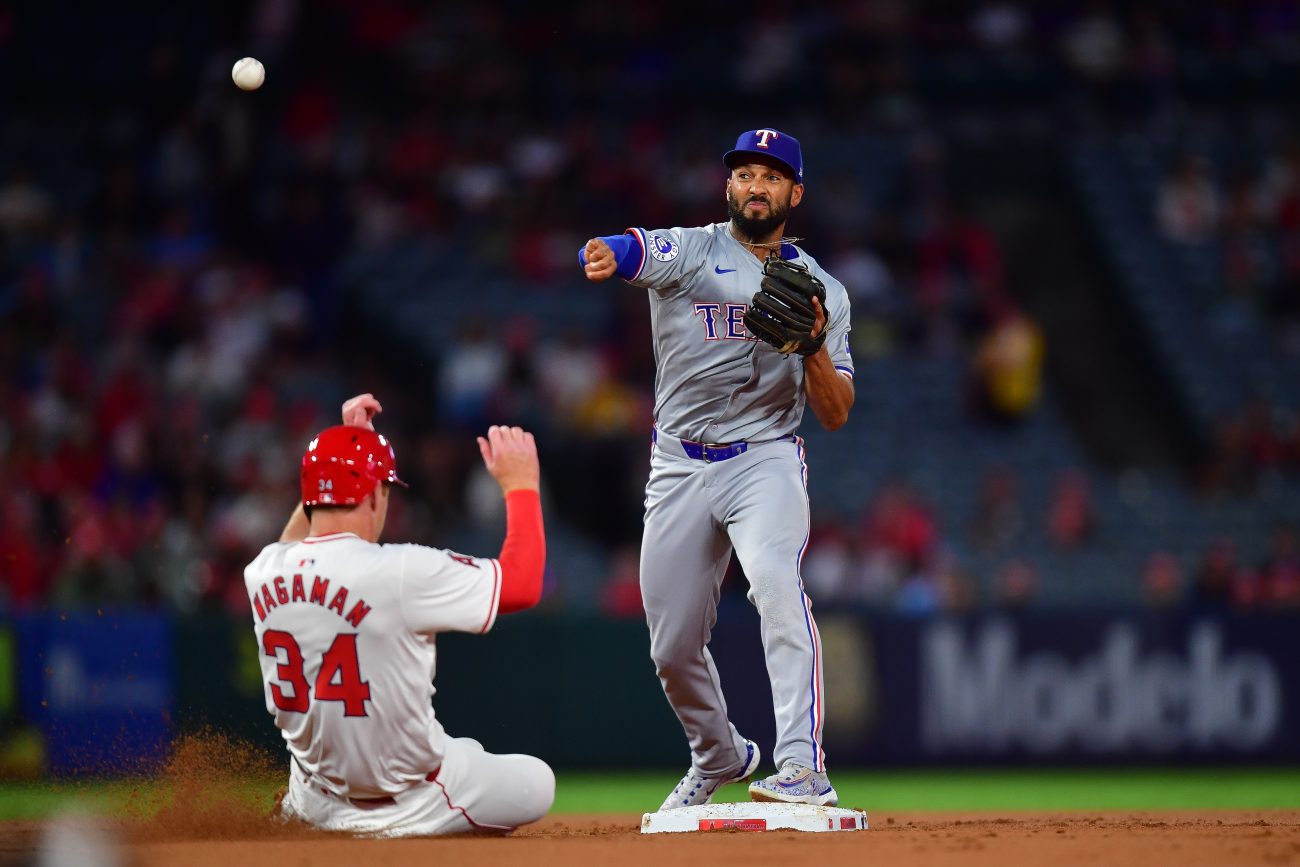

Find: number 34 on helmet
<box><xmin>301</xmin><ymin>425</ymin><xmax>408</xmax><ymax>507</ymax></box>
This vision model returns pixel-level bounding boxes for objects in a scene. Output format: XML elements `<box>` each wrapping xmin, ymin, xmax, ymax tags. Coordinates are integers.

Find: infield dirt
<box><xmin>3</xmin><ymin>810</ymin><xmax>1298</xmax><ymax>867</ymax></box>
<box><xmin>6</xmin><ymin>738</ymin><xmax>1297</xmax><ymax>865</ymax></box>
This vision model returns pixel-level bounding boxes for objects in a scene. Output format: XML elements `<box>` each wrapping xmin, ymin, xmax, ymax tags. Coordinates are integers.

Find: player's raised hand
<box><xmin>583</xmin><ymin>238</ymin><xmax>617</xmax><ymax>282</ymax></box>
<box><xmin>477</xmin><ymin>425</ymin><xmax>541</xmax><ymax>493</ymax></box>
<box><xmin>342</xmin><ymin>393</ymin><xmax>382</xmax><ymax>430</ymax></box>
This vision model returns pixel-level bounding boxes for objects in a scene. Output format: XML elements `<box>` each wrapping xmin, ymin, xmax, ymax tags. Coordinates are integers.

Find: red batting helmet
<box><xmin>301</xmin><ymin>425</ymin><xmax>407</xmax><ymax>507</ymax></box>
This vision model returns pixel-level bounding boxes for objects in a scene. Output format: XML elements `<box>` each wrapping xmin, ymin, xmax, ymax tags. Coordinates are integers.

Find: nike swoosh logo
<box><xmin>715</xmin><ymin>266</ymin><xmax>736</xmax><ymax>274</ymax></box>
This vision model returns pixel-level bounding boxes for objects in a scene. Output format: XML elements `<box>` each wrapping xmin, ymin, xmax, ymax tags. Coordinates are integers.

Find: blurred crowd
<box><xmin>1153</xmin><ymin>138</ymin><xmax>1300</xmax><ymax>495</ymax></box>
<box><xmin>599</xmin><ymin>468</ymin><xmax>1300</xmax><ymax>621</ymax></box>
<box><xmin>1207</xmin><ymin>398</ymin><xmax>1300</xmax><ymax>491</ymax></box>
<box><xmin>1156</xmin><ymin>143</ymin><xmax>1300</xmax><ymax>352</ymax></box>
<box><xmin>0</xmin><ymin>230</ymin><xmax>345</xmax><ymax>611</ymax></box>
<box><xmin>1142</xmin><ymin>525</ymin><xmax>1300</xmax><ymax>610</ymax></box>
<box><xmin>794</xmin><ymin>467</ymin><xmax>1300</xmax><ymax>617</ymax></box>
<box><xmin>2</xmin><ymin>0</ymin><xmax>1299</xmax><ymax>617</ymax></box>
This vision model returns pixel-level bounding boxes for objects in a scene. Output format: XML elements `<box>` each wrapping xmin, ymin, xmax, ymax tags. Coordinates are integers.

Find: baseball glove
<box><xmin>743</xmin><ymin>257</ymin><xmax>828</xmax><ymax>357</ymax></box>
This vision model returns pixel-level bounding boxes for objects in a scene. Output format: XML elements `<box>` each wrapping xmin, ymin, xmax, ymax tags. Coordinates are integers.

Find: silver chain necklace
<box><xmin>729</xmin><ymin>222</ymin><xmax>803</xmax><ymax>252</ymax></box>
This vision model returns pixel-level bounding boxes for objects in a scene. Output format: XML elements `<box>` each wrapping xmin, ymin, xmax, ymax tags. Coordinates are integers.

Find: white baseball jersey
<box><xmin>244</xmin><ymin>531</ymin><xmax>502</xmax><ymax>800</ymax></box>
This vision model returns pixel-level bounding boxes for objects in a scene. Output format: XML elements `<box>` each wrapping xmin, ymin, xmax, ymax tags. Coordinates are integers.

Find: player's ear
<box><xmin>791</xmin><ymin>184</ymin><xmax>804</xmax><ymax>208</ymax></box>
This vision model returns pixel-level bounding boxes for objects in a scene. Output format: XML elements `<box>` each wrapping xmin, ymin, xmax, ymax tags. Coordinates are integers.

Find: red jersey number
<box><xmin>262</xmin><ymin>630</ymin><xmax>372</xmax><ymax>717</ymax></box>
<box><xmin>314</xmin><ymin>633</ymin><xmax>372</xmax><ymax>717</ymax></box>
<box><xmin>262</xmin><ymin>630</ymin><xmax>309</xmax><ymax>712</ymax></box>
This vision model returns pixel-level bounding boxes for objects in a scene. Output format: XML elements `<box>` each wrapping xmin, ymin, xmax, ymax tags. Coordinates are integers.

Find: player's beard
<box><xmin>727</xmin><ymin>188</ymin><xmax>789</xmax><ymax>241</ymax></box>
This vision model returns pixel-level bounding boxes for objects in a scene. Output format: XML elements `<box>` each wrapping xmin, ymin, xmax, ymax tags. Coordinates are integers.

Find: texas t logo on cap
<box><xmin>723</xmin><ymin>128</ymin><xmax>804</xmax><ymax>183</ymax></box>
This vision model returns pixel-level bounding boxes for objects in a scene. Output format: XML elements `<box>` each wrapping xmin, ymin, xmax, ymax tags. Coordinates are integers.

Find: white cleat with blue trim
<box><xmin>748</xmin><ymin>761</ymin><xmax>839</xmax><ymax>807</ymax></box>
<box><xmin>658</xmin><ymin>740</ymin><xmax>761</xmax><ymax>811</ymax></box>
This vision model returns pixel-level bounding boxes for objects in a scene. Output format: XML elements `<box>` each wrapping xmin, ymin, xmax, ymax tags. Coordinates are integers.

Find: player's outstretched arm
<box><xmin>477</xmin><ymin>426</ymin><xmax>545</xmax><ymax>613</ymax></box>
<box><xmin>579</xmin><ymin>232</ymin><xmax>653</xmax><ymax>283</ymax></box>
<box><xmin>477</xmin><ymin>425</ymin><xmax>540</xmax><ymax>493</ymax></box>
<box><xmin>582</xmin><ymin>238</ymin><xmax>618</xmax><ymax>282</ymax></box>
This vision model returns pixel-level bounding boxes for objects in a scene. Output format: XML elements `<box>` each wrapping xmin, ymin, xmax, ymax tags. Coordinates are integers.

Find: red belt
<box><xmin>298</xmin><ymin>758</ymin><xmax>440</xmax><ymax>809</ymax></box>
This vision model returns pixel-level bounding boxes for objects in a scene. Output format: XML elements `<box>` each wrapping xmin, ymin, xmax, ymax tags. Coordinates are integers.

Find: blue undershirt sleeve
<box><xmin>578</xmin><ymin>233</ymin><xmax>640</xmax><ymax>280</ymax></box>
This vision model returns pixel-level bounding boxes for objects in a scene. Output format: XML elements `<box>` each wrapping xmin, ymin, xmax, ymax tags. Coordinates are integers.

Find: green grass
<box><xmin>551</xmin><ymin>768</ymin><xmax>1300</xmax><ymax>813</ymax></box>
<box><xmin>0</xmin><ymin>777</ymin><xmax>280</xmax><ymax>822</ymax></box>
<box><xmin>1</xmin><ymin>769</ymin><xmax>1298</xmax><ymax>821</ymax></box>
<box><xmin>0</xmin><ymin>781</ymin><xmax>143</xmax><ymax>821</ymax></box>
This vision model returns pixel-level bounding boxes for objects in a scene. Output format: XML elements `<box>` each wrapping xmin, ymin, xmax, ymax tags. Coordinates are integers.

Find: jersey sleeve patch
<box><xmin>648</xmin><ymin>233</ymin><xmax>679</xmax><ymax>262</ymax></box>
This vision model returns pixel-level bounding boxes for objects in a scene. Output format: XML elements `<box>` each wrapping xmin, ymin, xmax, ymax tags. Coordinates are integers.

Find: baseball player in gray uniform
<box><xmin>580</xmin><ymin>129</ymin><xmax>854</xmax><ymax>810</ymax></box>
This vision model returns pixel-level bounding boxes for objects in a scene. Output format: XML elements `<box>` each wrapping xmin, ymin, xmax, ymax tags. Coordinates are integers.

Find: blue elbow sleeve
<box><xmin>578</xmin><ymin>233</ymin><xmax>641</xmax><ymax>279</ymax></box>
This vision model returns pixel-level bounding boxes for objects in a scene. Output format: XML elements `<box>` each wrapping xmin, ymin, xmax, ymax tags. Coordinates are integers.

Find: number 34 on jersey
<box><xmin>262</xmin><ymin>630</ymin><xmax>372</xmax><ymax>718</ymax></box>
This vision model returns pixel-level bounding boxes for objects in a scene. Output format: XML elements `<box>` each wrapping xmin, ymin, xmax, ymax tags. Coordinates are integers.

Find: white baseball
<box><xmin>232</xmin><ymin>57</ymin><xmax>265</xmax><ymax>92</ymax></box>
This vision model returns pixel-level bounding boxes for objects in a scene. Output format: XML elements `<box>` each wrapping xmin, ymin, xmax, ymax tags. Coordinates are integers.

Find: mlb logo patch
<box><xmin>649</xmin><ymin>234</ymin><xmax>679</xmax><ymax>262</ymax></box>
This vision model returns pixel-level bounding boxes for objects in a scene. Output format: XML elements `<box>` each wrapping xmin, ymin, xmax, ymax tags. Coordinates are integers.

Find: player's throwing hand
<box><xmin>582</xmin><ymin>238</ymin><xmax>617</xmax><ymax>282</ymax></box>
<box><xmin>341</xmin><ymin>393</ymin><xmax>383</xmax><ymax>430</ymax></box>
<box><xmin>477</xmin><ymin>425</ymin><xmax>540</xmax><ymax>493</ymax></box>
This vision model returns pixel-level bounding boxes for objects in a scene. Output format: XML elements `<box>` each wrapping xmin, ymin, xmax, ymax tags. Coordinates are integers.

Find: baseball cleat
<box><xmin>748</xmin><ymin>762</ymin><xmax>839</xmax><ymax>807</ymax></box>
<box><xmin>658</xmin><ymin>739</ymin><xmax>761</xmax><ymax>811</ymax></box>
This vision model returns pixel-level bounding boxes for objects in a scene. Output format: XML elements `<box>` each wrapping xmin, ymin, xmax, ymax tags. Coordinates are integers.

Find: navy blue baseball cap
<box><xmin>724</xmin><ymin>129</ymin><xmax>803</xmax><ymax>183</ymax></box>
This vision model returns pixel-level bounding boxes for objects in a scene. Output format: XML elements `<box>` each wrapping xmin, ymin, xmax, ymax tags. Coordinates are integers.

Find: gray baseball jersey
<box><xmin>624</xmin><ymin>222</ymin><xmax>854</xmax><ymax>442</ymax></box>
<box><xmin>606</xmin><ymin>220</ymin><xmax>853</xmax><ymax>781</ymax></box>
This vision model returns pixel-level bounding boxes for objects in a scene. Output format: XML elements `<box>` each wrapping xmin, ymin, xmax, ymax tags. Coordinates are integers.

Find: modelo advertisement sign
<box><xmin>727</xmin><ymin>613</ymin><xmax>1298</xmax><ymax>765</ymax></box>
<box><xmin>919</xmin><ymin>619</ymin><xmax>1282</xmax><ymax>757</ymax></box>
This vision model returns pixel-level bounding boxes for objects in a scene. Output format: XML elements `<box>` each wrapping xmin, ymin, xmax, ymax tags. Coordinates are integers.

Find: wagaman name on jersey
<box><xmin>252</xmin><ymin>574</ymin><xmax>372</xmax><ymax>627</ymax></box>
